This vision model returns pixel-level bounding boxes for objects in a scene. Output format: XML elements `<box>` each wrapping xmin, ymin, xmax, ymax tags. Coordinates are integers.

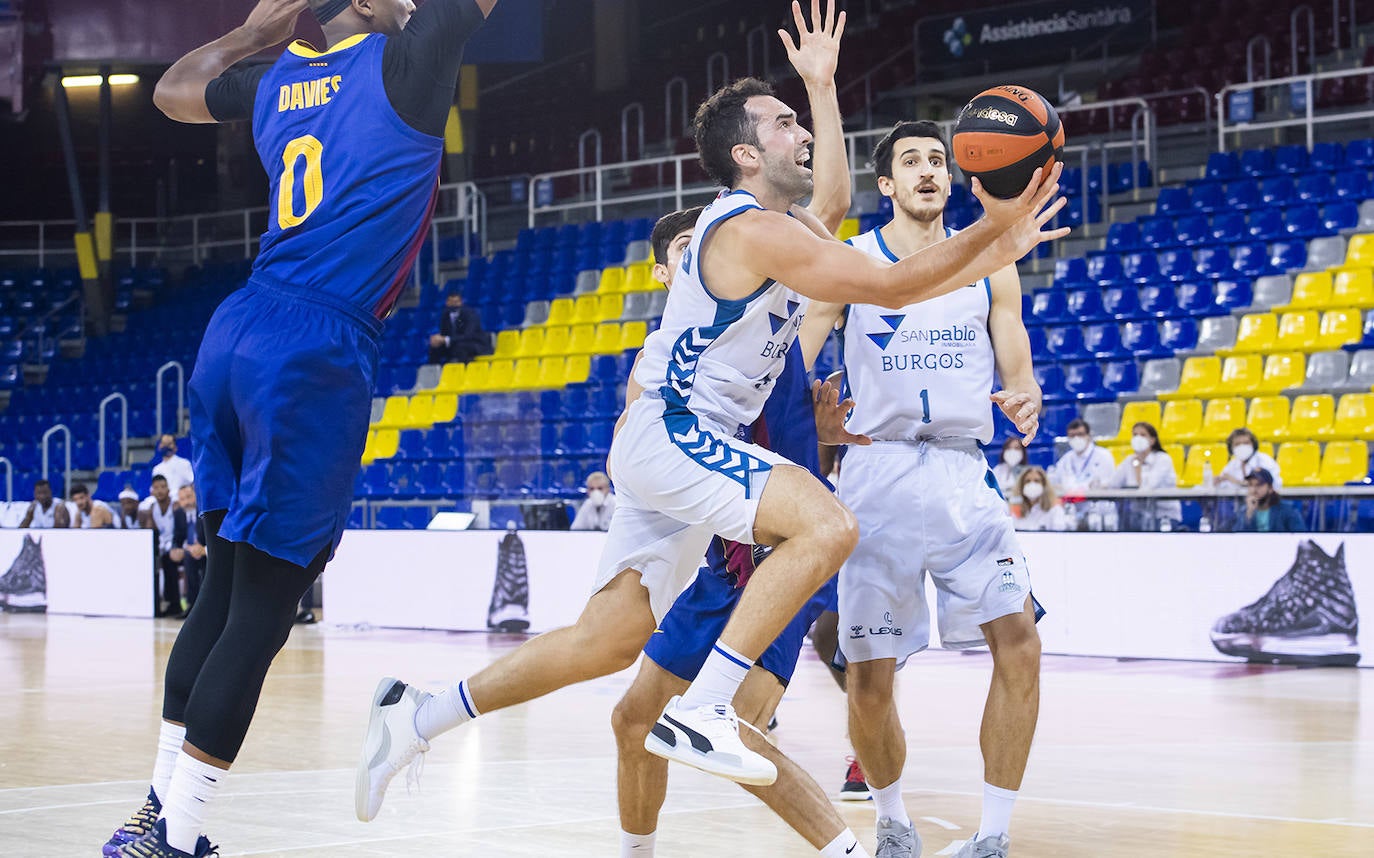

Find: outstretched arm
<box><xmin>780</xmin><ymin>0</ymin><xmax>850</xmax><ymax>233</ymax></box>
<box><xmin>987</xmin><ymin>264</ymin><xmax>1042</xmax><ymax>443</ymax></box>
<box><xmin>382</xmin><ymin>0</ymin><xmax>496</xmax><ymax>136</ymax></box>
<box><xmin>154</xmin><ymin>0</ymin><xmax>309</xmax><ymax>123</ymax></box>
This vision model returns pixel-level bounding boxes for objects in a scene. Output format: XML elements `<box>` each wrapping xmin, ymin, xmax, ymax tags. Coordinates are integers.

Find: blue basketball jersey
<box><xmin>756</xmin><ymin>339</ymin><xmax>823</xmax><ymax>480</ymax></box>
<box><xmin>250</xmin><ymin>33</ymin><xmax>443</xmax><ymax>318</ymax></box>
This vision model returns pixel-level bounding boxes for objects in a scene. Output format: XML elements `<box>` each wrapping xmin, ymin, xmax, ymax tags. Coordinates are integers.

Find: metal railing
<box><xmin>154</xmin><ymin>361</ymin><xmax>184</xmax><ymax>438</ymax></box>
<box><xmin>1217</xmin><ymin>65</ymin><xmax>1374</xmax><ymax>151</ymax></box>
<box><xmin>426</xmin><ymin>181</ymin><xmax>487</xmax><ymax>277</ymax></box>
<box><xmin>98</xmin><ymin>392</ymin><xmax>128</xmax><ymax>472</ymax></box>
<box><xmin>41</xmin><ymin>424</ymin><xmax>71</xmax><ymax>496</ymax></box>
<box><xmin>0</xmin><ymin>456</ymin><xmax>10</xmax><ymax>502</ymax></box>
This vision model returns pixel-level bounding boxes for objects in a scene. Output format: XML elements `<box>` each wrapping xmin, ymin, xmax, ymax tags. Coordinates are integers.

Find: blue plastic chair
<box><xmin>1102</xmin><ymin>359</ymin><xmax>1140</xmax><ymax>396</ymax></box>
<box><xmin>1046</xmin><ymin>326</ymin><xmax>1090</xmax><ymax>361</ymax></box>
<box><xmin>1123</xmin><ymin>251</ymin><xmax>1160</xmax><ymax>284</ymax></box>
<box><xmin>1333</xmin><ymin>169</ymin><xmax>1371</xmax><ymax>201</ymax></box>
<box><xmin>1138</xmin><ymin>217</ymin><xmax>1177</xmax><ymax>248</ymax></box>
<box><xmin>1176</xmin><ymin>281</ymin><xmax>1215</xmax><ymax>315</ymax></box>
<box><xmin>1239</xmin><ymin>149</ymin><xmax>1273</xmax><ymax>177</ymax></box>
<box><xmin>1193</xmin><ymin>246</ymin><xmax>1232</xmax><ymax>279</ymax></box>
<box><xmin>1173</xmin><ymin>215</ymin><xmax>1211</xmax><ymax>246</ymax></box>
<box><xmin>1053</xmin><ymin>257</ymin><xmax>1090</xmax><ymax>288</ymax></box>
<box><xmin>1309</xmin><ymin>141</ymin><xmax>1343</xmax><ymax>171</ymax></box>
<box><xmin>1247</xmin><ymin>209</ymin><xmax>1288</xmax><ymax>241</ymax></box>
<box><xmin>1259</xmin><ymin>176</ymin><xmax>1295</xmax><ymax>206</ymax></box>
<box><xmin>1214</xmin><ymin>279</ymin><xmax>1253</xmax><ymax>311</ymax></box>
<box><xmin>1064</xmin><ymin>362</ymin><xmax>1109</xmax><ymax>401</ymax></box>
<box><xmin>1084</xmin><ymin>323</ymin><xmax>1129</xmax><ymax>359</ymax></box>
<box><xmin>1087</xmin><ymin>254</ymin><xmax>1125</xmax><ymax>286</ymax></box>
<box><xmin>1268</xmin><ymin>240</ymin><xmax>1306</xmax><ymax>273</ymax></box>
<box><xmin>1103</xmin><ymin>286</ymin><xmax>1142</xmax><ymax>320</ymax></box>
<box><xmin>1224</xmin><ymin>179</ymin><xmax>1260</xmax><ymax>210</ymax></box>
<box><xmin>1323</xmin><ymin>202</ymin><xmax>1359</xmax><ymax>233</ymax></box>
<box><xmin>1138</xmin><ymin>284</ymin><xmax>1178</xmax><ymax>317</ymax></box>
<box><xmin>1105</xmin><ymin>222</ymin><xmax>1141</xmax><ymax>252</ymax></box>
<box><xmin>1159</xmin><ymin>317</ymin><xmax>1199</xmax><ymax>352</ymax></box>
<box><xmin>1156</xmin><ymin>187</ymin><xmax>1191</xmax><ymax>216</ymax></box>
<box><xmin>1156</xmin><ymin>248</ymin><xmax>1195</xmax><ymax>281</ymax></box>
<box><xmin>1296</xmin><ymin>172</ymin><xmax>1336</xmax><ymax>204</ymax></box>
<box><xmin>1205</xmin><ymin>151</ymin><xmax>1239</xmax><ymax>181</ymax></box>
<box><xmin>1271</xmin><ymin>145</ymin><xmax>1309</xmax><ymax>174</ymax></box>
<box><xmin>1064</xmin><ymin>289</ymin><xmax>1107</xmax><ymax>322</ymax></box>
<box><xmin>1035</xmin><ymin>364</ymin><xmax>1067</xmax><ymax>402</ymax></box>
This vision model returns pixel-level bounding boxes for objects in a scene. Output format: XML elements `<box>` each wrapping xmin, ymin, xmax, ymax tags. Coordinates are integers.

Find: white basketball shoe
<box><xmin>644</xmin><ymin>695</ymin><xmax>777</xmax><ymax>786</ymax></box>
<box><xmin>355</xmin><ymin>677</ymin><xmax>431</xmax><ymax>822</ymax></box>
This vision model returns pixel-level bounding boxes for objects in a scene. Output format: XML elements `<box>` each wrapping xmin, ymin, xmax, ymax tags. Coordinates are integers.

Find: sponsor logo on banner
<box><xmin>919</xmin><ymin>0</ymin><xmax>1152</xmax><ymax>73</ymax></box>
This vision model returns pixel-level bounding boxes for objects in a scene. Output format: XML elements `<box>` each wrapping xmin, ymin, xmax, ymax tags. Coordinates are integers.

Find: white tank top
<box><xmin>841</xmin><ymin>227</ymin><xmax>995</xmax><ymax>443</ymax></box>
<box><xmin>149</xmin><ymin>498</ymin><xmax>176</xmax><ymax>549</ymax></box>
<box><xmin>29</xmin><ymin>500</ymin><xmax>59</xmax><ymax>528</ymax></box>
<box><xmin>634</xmin><ymin>190</ymin><xmax>807</xmax><ymax>432</ymax></box>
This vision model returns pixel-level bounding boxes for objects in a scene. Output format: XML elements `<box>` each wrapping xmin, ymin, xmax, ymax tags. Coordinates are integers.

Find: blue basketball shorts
<box><xmin>644</xmin><ymin>559</ymin><xmax>838</xmax><ymax>687</ymax></box>
<box><xmin>189</xmin><ymin>277</ymin><xmax>380</xmax><ymax>569</ymax></box>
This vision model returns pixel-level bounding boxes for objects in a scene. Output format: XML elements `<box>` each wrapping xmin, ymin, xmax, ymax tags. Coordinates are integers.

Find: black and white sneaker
<box><xmin>644</xmin><ymin>695</ymin><xmax>777</xmax><ymax>786</ymax></box>
<box><xmin>1211</xmin><ymin>539</ymin><xmax>1360</xmax><ymax>666</ymax></box>
<box><xmin>0</xmin><ymin>534</ymin><xmax>46</xmax><ymax>612</ymax></box>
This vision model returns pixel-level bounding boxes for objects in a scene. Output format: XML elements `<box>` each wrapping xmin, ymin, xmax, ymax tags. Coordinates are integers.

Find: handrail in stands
<box><xmin>745</xmin><ymin>25</ymin><xmax>771</xmax><ymax>78</ymax></box>
<box><xmin>705</xmin><ymin>51</ymin><xmax>730</xmax><ymax>99</ymax></box>
<box><xmin>663</xmin><ymin>76</ymin><xmax>689</xmax><ymax>144</ymax></box>
<box><xmin>154</xmin><ymin>361</ymin><xmax>184</xmax><ymax>439</ymax></box>
<box><xmin>99</xmin><ymin>392</ymin><xmax>128</xmax><ymax>472</ymax></box>
<box><xmin>41</xmin><ymin>424</ymin><xmax>71</xmax><ymax>498</ymax></box>
<box><xmin>1247</xmin><ymin>34</ymin><xmax>1272</xmax><ymax>82</ymax></box>
<box><xmin>620</xmin><ymin>103</ymin><xmax>645</xmax><ymax>163</ymax></box>
<box><xmin>1292</xmin><ymin>5</ymin><xmax>1317</xmax><ymax>81</ymax></box>
<box><xmin>1216</xmin><ymin>65</ymin><xmax>1374</xmax><ymax>151</ymax></box>
<box><xmin>0</xmin><ymin>456</ymin><xmax>11</xmax><ymax>503</ymax></box>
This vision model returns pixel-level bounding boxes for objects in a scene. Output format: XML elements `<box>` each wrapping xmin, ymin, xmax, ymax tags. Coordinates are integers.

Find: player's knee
<box><xmin>811</xmin><ymin>502</ymin><xmax>859</xmax><ymax>564</ymax></box>
<box><xmin>846</xmin><ymin>664</ymin><xmax>894</xmax><ymax>714</ymax></box>
<box><xmin>610</xmin><ymin>693</ymin><xmax>656</xmax><ymax>746</ymax></box>
<box><xmin>989</xmin><ymin>619</ymin><xmax>1041</xmax><ymax>675</ymax></box>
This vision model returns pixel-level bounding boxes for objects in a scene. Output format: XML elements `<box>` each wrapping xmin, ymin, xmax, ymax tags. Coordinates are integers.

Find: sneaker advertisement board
<box><xmin>0</xmin><ymin>529</ymin><xmax>154</xmax><ymax>617</ymax></box>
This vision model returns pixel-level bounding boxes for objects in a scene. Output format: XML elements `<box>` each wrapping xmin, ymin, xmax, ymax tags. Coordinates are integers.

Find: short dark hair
<box><xmin>871</xmin><ymin>120</ymin><xmax>949</xmax><ymax>180</ymax></box>
<box><xmin>70</xmin><ymin>483</ymin><xmax>89</xmax><ymax>496</ymax></box>
<box><xmin>1066</xmin><ymin>418</ymin><xmax>1091</xmax><ymax>434</ymax></box>
<box><xmin>651</xmin><ymin>207</ymin><xmax>705</xmax><ymax>266</ymax></box>
<box><xmin>34</xmin><ymin>479</ymin><xmax>50</xmax><ymax>489</ymax></box>
<box><xmin>151</xmin><ymin>475</ymin><xmax>168</xmax><ymax>485</ymax></box>
<box><xmin>693</xmin><ymin>77</ymin><xmax>775</xmax><ymax>188</ymax></box>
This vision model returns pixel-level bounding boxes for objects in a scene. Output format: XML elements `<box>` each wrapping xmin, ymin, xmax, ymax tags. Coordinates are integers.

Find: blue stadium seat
<box><xmin>1087</xmin><ymin>254</ymin><xmax>1125</xmax><ymax>286</ymax></box>
<box><xmin>1205</xmin><ymin>151</ymin><xmax>1239</xmax><ymax>181</ymax></box>
<box><xmin>1138</xmin><ymin>217</ymin><xmax>1177</xmax><ymax>248</ymax></box>
<box><xmin>1268</xmin><ymin>240</ymin><xmax>1306</xmax><ymax>273</ymax></box>
<box><xmin>1296</xmin><ymin>172</ymin><xmax>1336</xmax><ymax>203</ymax></box>
<box><xmin>1034</xmin><ymin>363</ymin><xmax>1064</xmax><ymax>396</ymax></box>
<box><xmin>1046</xmin><ymin>326</ymin><xmax>1089</xmax><ymax>360</ymax></box>
<box><xmin>1323</xmin><ymin>202</ymin><xmax>1359</xmax><ymax>233</ymax></box>
<box><xmin>396</xmin><ymin>429</ymin><xmax>427</xmax><ymax>459</ymax></box>
<box><xmin>1176</xmin><ymin>281</ymin><xmax>1215</xmax><ymax>315</ymax></box>
<box><xmin>1192</xmin><ymin>182</ymin><xmax>1227</xmax><ymax>213</ymax></box>
<box><xmin>442</xmin><ymin>461</ymin><xmax>466</xmax><ymax>494</ymax></box>
<box><xmin>347</xmin><ymin>506</ymin><xmax>365</xmax><ymax>529</ymax></box>
<box><xmin>1064</xmin><ymin>362</ymin><xmax>1109</xmax><ymax>401</ymax></box>
<box><xmin>1333</xmin><ymin>169</ymin><xmax>1371</xmax><ymax>201</ymax></box>
<box><xmin>1214</xmin><ymin>279</ymin><xmax>1253</xmax><ymax>311</ymax></box>
<box><xmin>1239</xmin><ymin>149</ymin><xmax>1273</xmax><ymax>177</ymax></box>
<box><xmin>1224</xmin><ymin>180</ymin><xmax>1260</xmax><ymax>211</ymax></box>
<box><xmin>1102</xmin><ymin>286</ymin><xmax>1141</xmax><ymax>320</ymax></box>
<box><xmin>1053</xmin><ymin>257</ymin><xmax>1090</xmax><ymax>288</ymax></box>
<box><xmin>1282</xmin><ymin>204</ymin><xmax>1323</xmax><ymax>239</ymax></box>
<box><xmin>1123</xmin><ymin>251</ymin><xmax>1159</xmax><ymax>284</ymax></box>
<box><xmin>1159</xmin><ymin>317</ymin><xmax>1199</xmax><ymax>352</ymax></box>
<box><xmin>415</xmin><ymin>461</ymin><xmax>444</xmax><ymax>498</ymax></box>
<box><xmin>1156</xmin><ymin>248</ymin><xmax>1194</xmax><ymax>281</ymax></box>
<box><xmin>1272</xmin><ymin>145</ymin><xmax>1309</xmax><ymax>174</ymax></box>
<box><xmin>1026</xmin><ymin>326</ymin><xmax>1047</xmax><ymax>355</ymax></box>
<box><xmin>1138</xmin><ymin>284</ymin><xmax>1178</xmax><ymax>317</ymax></box>
<box><xmin>1310</xmin><ymin>141</ymin><xmax>1343</xmax><ymax>171</ymax></box>
<box><xmin>374</xmin><ymin>507</ymin><xmax>406</xmax><ymax>530</ymax></box>
<box><xmin>1193</xmin><ymin>245</ymin><xmax>1232</xmax><ymax>279</ymax></box>
<box><xmin>1173</xmin><ymin>215</ymin><xmax>1210</xmax><ymax>246</ymax></box>
<box><xmin>1108</xmin><ymin>162</ymin><xmax>1139</xmax><ymax>194</ymax></box>
<box><xmin>1040</xmin><ymin>404</ymin><xmax>1076</xmax><ymax>438</ymax></box>
<box><xmin>1259</xmin><ymin>176</ymin><xmax>1295</xmax><ymax>206</ymax></box>
<box><xmin>1247</xmin><ymin>208</ymin><xmax>1287</xmax><ymax>241</ymax></box>
<box><xmin>1105</xmin><ymin>222</ymin><xmax>1141</xmax><ymax>252</ymax></box>
<box><xmin>1210</xmin><ymin>213</ymin><xmax>1248</xmax><ymax>245</ymax></box>
<box><xmin>94</xmin><ymin>471</ymin><xmax>121</xmax><ymax>501</ymax></box>
<box><xmin>1230</xmin><ymin>243</ymin><xmax>1272</xmax><ymax>277</ymax></box>
<box><xmin>1156</xmin><ymin>187</ymin><xmax>1191</xmax><ymax>216</ymax></box>
<box><xmin>1346</xmin><ymin>139</ymin><xmax>1374</xmax><ymax>167</ymax></box>
<box><xmin>1084</xmin><ymin>323</ymin><xmax>1129</xmax><ymax>359</ymax></box>
<box><xmin>1065</xmin><ymin>288</ymin><xmax>1107</xmax><ymax>321</ymax></box>
<box><xmin>1030</xmin><ymin>290</ymin><xmax>1066</xmax><ymax>325</ymax></box>
<box><xmin>1102</xmin><ymin>359</ymin><xmax>1140</xmax><ymax>396</ymax></box>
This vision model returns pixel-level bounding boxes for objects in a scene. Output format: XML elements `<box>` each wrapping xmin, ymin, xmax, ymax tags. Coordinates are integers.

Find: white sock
<box><xmin>151</xmin><ymin>721</ymin><xmax>186</xmax><ymax>805</ymax></box>
<box><xmin>821</xmin><ymin>828</ymin><xmax>870</xmax><ymax>857</ymax></box>
<box><xmin>162</xmin><ymin>752</ymin><xmax>225</xmax><ymax>853</ymax></box>
<box><xmin>679</xmin><ymin>642</ymin><xmax>753</xmax><ymax>710</ymax></box>
<box><xmin>413</xmin><ymin>679</ymin><xmax>480</xmax><ymax>741</ymax></box>
<box><xmin>619</xmin><ymin>830</ymin><xmax>656</xmax><ymax>857</ymax></box>
<box><xmin>872</xmin><ymin>779</ymin><xmax>910</xmax><ymax>827</ymax></box>
<box><xmin>978</xmin><ymin>782</ymin><xmax>1018</xmax><ymax>839</ymax></box>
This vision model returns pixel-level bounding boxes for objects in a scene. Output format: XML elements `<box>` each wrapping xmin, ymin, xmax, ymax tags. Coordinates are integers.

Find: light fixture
<box><xmin>62</xmin><ymin>74</ymin><xmax>140</xmax><ymax>89</ymax></box>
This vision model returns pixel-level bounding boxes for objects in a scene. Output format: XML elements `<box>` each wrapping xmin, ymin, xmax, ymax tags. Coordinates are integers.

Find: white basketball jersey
<box><xmin>634</xmin><ymin>190</ymin><xmax>807</xmax><ymax>431</ymax></box>
<box><xmin>841</xmin><ymin>227</ymin><xmax>995</xmax><ymax>442</ymax></box>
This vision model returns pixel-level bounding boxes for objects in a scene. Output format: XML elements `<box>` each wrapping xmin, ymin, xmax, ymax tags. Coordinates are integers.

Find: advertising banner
<box><xmin>917</xmin><ymin>0</ymin><xmax>1153</xmax><ymax>74</ymax></box>
<box><xmin>0</xmin><ymin>529</ymin><xmax>154</xmax><ymax>617</ymax></box>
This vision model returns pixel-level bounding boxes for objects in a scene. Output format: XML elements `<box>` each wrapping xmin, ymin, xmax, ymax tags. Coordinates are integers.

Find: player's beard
<box><xmin>763</xmin><ymin>151</ymin><xmax>814</xmax><ymax>204</ymax></box>
<box><xmin>895</xmin><ymin>186</ymin><xmax>946</xmax><ymax>224</ymax></box>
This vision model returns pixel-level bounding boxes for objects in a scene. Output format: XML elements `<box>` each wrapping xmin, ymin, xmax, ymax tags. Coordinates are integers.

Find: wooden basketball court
<box><xmin>3</xmin><ymin>613</ymin><xmax>1372</xmax><ymax>856</ymax></box>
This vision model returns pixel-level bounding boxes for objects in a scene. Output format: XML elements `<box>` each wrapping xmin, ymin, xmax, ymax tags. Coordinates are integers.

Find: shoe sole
<box><xmin>1211</xmin><ymin>632</ymin><xmax>1360</xmax><ymax>666</ymax></box>
<box><xmin>355</xmin><ymin>676</ymin><xmax>400</xmax><ymax>822</ymax></box>
<box><xmin>839</xmin><ymin>789</ymin><xmax>872</xmax><ymax>801</ymax></box>
<box><xmin>644</xmin><ymin>726</ymin><xmax>777</xmax><ymax>786</ymax></box>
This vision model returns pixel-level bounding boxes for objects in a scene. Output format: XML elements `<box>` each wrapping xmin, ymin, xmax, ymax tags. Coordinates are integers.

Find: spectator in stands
<box><xmin>1050</xmin><ymin>418</ymin><xmax>1114</xmax><ymax>493</ymax></box>
<box><xmin>992</xmin><ymin>436</ymin><xmax>1028</xmax><ymax>503</ymax></box>
<box><xmin>111</xmin><ymin>489</ymin><xmax>142</xmax><ymax>529</ymax></box>
<box><xmin>1013</xmin><ymin>467</ymin><xmax>1068</xmax><ymax>531</ymax></box>
<box><xmin>1217</xmin><ymin>428</ymin><xmax>1283</xmax><ymax>489</ymax></box>
<box><xmin>570</xmin><ymin>470</ymin><xmax>615</xmax><ymax>531</ymax></box>
<box><xmin>152</xmin><ymin>433</ymin><xmax>196</xmax><ymax>494</ymax></box>
<box><xmin>1232</xmin><ymin>468</ymin><xmax>1304</xmax><ymax>532</ymax></box>
<box><xmin>139</xmin><ymin>475</ymin><xmax>181</xmax><ymax>616</ymax></box>
<box><xmin>20</xmin><ymin>479</ymin><xmax>70</xmax><ymax>529</ymax></box>
<box><xmin>70</xmin><ymin>483</ymin><xmax>114</xmax><ymax>529</ymax></box>
<box><xmin>168</xmin><ymin>484</ymin><xmax>207</xmax><ymax>619</ymax></box>
<box><xmin>1108</xmin><ymin>421</ymin><xmax>1181</xmax><ymax>529</ymax></box>
<box><xmin>428</xmin><ymin>287</ymin><xmax>490</xmax><ymax>364</ymax></box>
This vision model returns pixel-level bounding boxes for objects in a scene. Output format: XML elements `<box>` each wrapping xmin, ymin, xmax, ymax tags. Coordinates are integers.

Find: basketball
<box><xmin>952</xmin><ymin>85</ymin><xmax>1065</xmax><ymax>199</ymax></box>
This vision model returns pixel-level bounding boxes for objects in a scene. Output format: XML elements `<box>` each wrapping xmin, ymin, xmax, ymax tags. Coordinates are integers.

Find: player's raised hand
<box><xmin>242</xmin><ymin>0</ymin><xmax>310</xmax><ymax>48</ymax></box>
<box><xmin>812</xmin><ymin>377</ymin><xmax>872</xmax><ymax>446</ymax></box>
<box><xmin>991</xmin><ymin>389</ymin><xmax>1040</xmax><ymax>444</ymax></box>
<box><xmin>973</xmin><ymin>161</ymin><xmax>1065</xmax><ymax>232</ymax></box>
<box><xmin>779</xmin><ymin>0</ymin><xmax>846</xmax><ymax>88</ymax></box>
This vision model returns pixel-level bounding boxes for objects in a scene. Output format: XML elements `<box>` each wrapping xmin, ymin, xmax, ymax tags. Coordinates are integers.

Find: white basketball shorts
<box><xmin>837</xmin><ymin>440</ymin><xmax>1032</xmax><ymax>666</ymax></box>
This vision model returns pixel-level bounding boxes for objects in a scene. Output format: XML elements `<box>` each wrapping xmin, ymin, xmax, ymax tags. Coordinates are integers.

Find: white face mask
<box><xmin>586</xmin><ymin>489</ymin><xmax>607</xmax><ymax>505</ymax></box>
<box><xmin>1232</xmin><ymin>444</ymin><xmax>1255</xmax><ymax>462</ymax></box>
<box><xmin>1130</xmin><ymin>436</ymin><xmax>1151</xmax><ymax>454</ymax></box>
<box><xmin>1068</xmin><ymin>436</ymin><xmax>1090</xmax><ymax>454</ymax></box>
<box><xmin>1022</xmin><ymin>482</ymin><xmax>1045</xmax><ymax>501</ymax></box>
<box><xmin>1003</xmin><ymin>448</ymin><xmax>1024</xmax><ymax>466</ymax></box>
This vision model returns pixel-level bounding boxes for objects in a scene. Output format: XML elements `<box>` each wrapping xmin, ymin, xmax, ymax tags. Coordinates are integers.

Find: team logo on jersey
<box><xmin>999</xmin><ymin>570</ymin><xmax>1021</xmax><ymax>593</ymax></box>
<box><xmin>767</xmin><ymin>299</ymin><xmax>802</xmax><ymax>335</ymax></box>
<box><xmin>849</xmin><ymin>624</ymin><xmax>865</xmax><ymax>639</ymax></box>
<box><xmin>864</xmin><ymin>314</ymin><xmax>906</xmax><ymax>350</ymax></box>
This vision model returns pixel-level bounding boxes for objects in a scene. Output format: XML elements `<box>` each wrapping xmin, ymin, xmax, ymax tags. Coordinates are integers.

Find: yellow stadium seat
<box><xmin>1104</xmin><ymin>445</ymin><xmax>1130</xmax><ymax>465</ymax></box>
<box><xmin>571</xmin><ymin>295</ymin><xmax>601</xmax><ymax>324</ymax></box>
<box><xmin>535</xmin><ymin>357</ymin><xmax>567</xmax><ymax>388</ymax></box>
<box><xmin>564</xmin><ymin>353</ymin><xmax>591</xmax><ymax>384</ymax></box>
<box><xmin>1216</xmin><ymin>355</ymin><xmax>1263</xmax><ymax>396</ymax></box>
<box><xmin>372</xmin><ymin>395</ymin><xmax>409</xmax><ymax>429</ymax></box>
<box><xmin>591</xmin><ymin>322</ymin><xmax>622</xmax><ymax>354</ymax></box>
<box><xmin>1318</xmin><ymin>441</ymin><xmax>1370</xmax><ymax>485</ymax></box>
<box><xmin>1332</xmin><ymin>268</ymin><xmax>1374</xmax><ymax>308</ymax></box>
<box><xmin>360</xmin><ymin>430</ymin><xmax>377</xmax><ymax>465</ymax></box>
<box><xmin>435</xmin><ymin>362</ymin><xmax>465</xmax><ymax>394</ymax></box>
<box><xmin>431</xmin><ymin>393</ymin><xmax>458</xmax><ymax>424</ymax></box>
<box><xmin>624</xmin><ymin>262</ymin><xmax>655</xmax><ymax>292</ymax></box>
<box><xmin>515</xmin><ymin>327</ymin><xmax>546</xmax><ymax>358</ymax></box>
<box><xmin>1275</xmin><ymin>271</ymin><xmax>1332</xmax><ymax>311</ymax></box>
<box><xmin>511</xmin><ymin>357</ymin><xmax>542</xmax><ymax>390</ymax></box>
<box><xmin>463</xmin><ymin>360</ymin><xmax>490</xmax><ymax>392</ymax></box>
<box><xmin>545</xmin><ymin>297</ymin><xmax>575</xmax><ymax>326</ymax></box>
<box><xmin>1246</xmin><ymin>396</ymin><xmax>1291</xmax><ymax>440</ymax></box>
<box><xmin>597</xmin><ymin>267</ymin><xmax>627</xmax><ymax>294</ymax></box>
<box><xmin>1280</xmin><ymin>394</ymin><xmax>1335</xmax><ymax>440</ymax></box>
<box><xmin>491</xmin><ymin>329</ymin><xmax>521</xmax><ymax>359</ymax></box>
<box><xmin>1112</xmin><ymin>401</ymin><xmax>1163</xmax><ymax>443</ymax></box>
<box><xmin>1223</xmin><ymin>313</ymin><xmax>1277</xmax><ymax>354</ymax></box>
<box><xmin>597</xmin><ymin>293</ymin><xmax>625</xmax><ymax>322</ymax></box>
<box><xmin>1344</xmin><ymin>233</ymin><xmax>1374</xmax><ymax>268</ymax></box>
<box><xmin>1196</xmin><ymin>397</ymin><xmax>1247</xmax><ymax>442</ymax></box>
<box><xmin>620</xmin><ymin>320</ymin><xmax>649</xmax><ymax>350</ymax></box>
<box><xmin>1317</xmin><ymin>308</ymin><xmax>1362</xmax><ymax>350</ymax></box>
<box><xmin>1275</xmin><ymin>311</ymin><xmax>1319</xmax><ymax>352</ymax></box>
<box><xmin>1161</xmin><ymin>356</ymin><xmax>1220</xmax><ymax>399</ymax></box>
<box><xmin>1258</xmin><ymin>442</ymin><xmax>1275</xmax><ymax>459</ymax></box>
<box><xmin>1256</xmin><ymin>352</ymin><xmax>1305</xmax><ymax>394</ymax></box>
<box><xmin>1328</xmin><ymin>393</ymin><xmax>1374</xmax><ymax>440</ymax></box>
<box><xmin>370</xmin><ymin>428</ymin><xmax>399</xmax><ymax>461</ymax></box>
<box><xmin>566</xmin><ymin>323</ymin><xmax>597</xmax><ymax>354</ymax></box>
<box><xmin>836</xmin><ymin>217</ymin><xmax>860</xmax><ymax>241</ymax></box>
<box><xmin>486</xmin><ymin>359</ymin><xmax>516</xmax><ymax>391</ymax></box>
<box><xmin>402</xmin><ymin>394</ymin><xmax>434</xmax><ymax>429</ymax></box>
<box><xmin>1164</xmin><ymin>443</ymin><xmax>1185</xmax><ymax>479</ymax></box>
<box><xmin>1275</xmin><ymin>441</ymin><xmax>1321</xmax><ymax>486</ymax></box>
<box><xmin>1181</xmin><ymin>443</ymin><xmax>1227</xmax><ymax>487</ymax></box>
<box><xmin>1161</xmin><ymin>398</ymin><xmax>1203</xmax><ymax>443</ymax></box>
<box><xmin>541</xmin><ymin>325</ymin><xmax>571</xmax><ymax>356</ymax></box>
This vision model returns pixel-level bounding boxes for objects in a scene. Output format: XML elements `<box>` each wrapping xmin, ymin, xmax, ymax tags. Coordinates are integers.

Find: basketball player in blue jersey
<box><xmin>357</xmin><ymin>3</ymin><xmax>1068</xmax><ymax>820</ymax></box>
<box><xmin>799</xmin><ymin>122</ymin><xmax>1044</xmax><ymax>858</ymax></box>
<box><xmin>102</xmin><ymin>1</ymin><xmax>495</xmax><ymax>855</ymax></box>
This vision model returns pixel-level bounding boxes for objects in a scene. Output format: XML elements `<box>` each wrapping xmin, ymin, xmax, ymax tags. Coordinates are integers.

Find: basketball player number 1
<box><xmin>278</xmin><ymin>135</ymin><xmax>325</xmax><ymax>230</ymax></box>
<box><xmin>919</xmin><ymin>389</ymin><xmax>931</xmax><ymax>424</ymax></box>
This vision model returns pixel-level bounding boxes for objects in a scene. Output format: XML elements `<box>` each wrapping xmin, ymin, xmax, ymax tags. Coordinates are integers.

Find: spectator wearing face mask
<box><xmin>1107</xmin><ymin>421</ymin><xmax>1181</xmax><ymax>529</ymax></box>
<box><xmin>151</xmin><ymin>433</ymin><xmax>196</xmax><ymax>494</ymax></box>
<box><xmin>570</xmin><ymin>470</ymin><xmax>615</xmax><ymax>531</ymax></box>
<box><xmin>1217</xmin><ymin>428</ymin><xmax>1283</xmax><ymax>489</ymax></box>
<box><xmin>991</xmin><ymin>436</ymin><xmax>1028</xmax><ymax>504</ymax></box>
<box><xmin>1050</xmin><ymin>418</ymin><xmax>1114</xmax><ymax>493</ymax></box>
<box><xmin>1013</xmin><ymin>466</ymin><xmax>1068</xmax><ymax>531</ymax></box>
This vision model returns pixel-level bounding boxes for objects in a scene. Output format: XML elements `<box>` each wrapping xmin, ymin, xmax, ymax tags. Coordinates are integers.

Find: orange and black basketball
<box><xmin>952</xmin><ymin>85</ymin><xmax>1065</xmax><ymax>199</ymax></box>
